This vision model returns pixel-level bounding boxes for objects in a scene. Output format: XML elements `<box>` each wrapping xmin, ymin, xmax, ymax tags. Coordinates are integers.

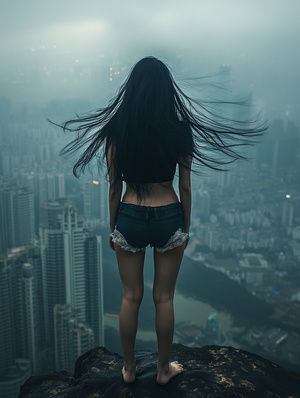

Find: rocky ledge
<box><xmin>19</xmin><ymin>344</ymin><xmax>300</xmax><ymax>397</ymax></box>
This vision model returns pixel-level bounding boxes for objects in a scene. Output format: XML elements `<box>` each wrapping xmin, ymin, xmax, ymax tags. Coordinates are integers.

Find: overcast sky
<box><xmin>1</xmin><ymin>0</ymin><xmax>299</xmax><ymax>123</ymax></box>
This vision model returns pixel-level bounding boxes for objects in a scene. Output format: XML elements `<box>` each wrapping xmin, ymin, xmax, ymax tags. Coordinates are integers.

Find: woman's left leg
<box><xmin>153</xmin><ymin>244</ymin><xmax>185</xmax><ymax>384</ymax></box>
<box><xmin>115</xmin><ymin>244</ymin><xmax>145</xmax><ymax>383</ymax></box>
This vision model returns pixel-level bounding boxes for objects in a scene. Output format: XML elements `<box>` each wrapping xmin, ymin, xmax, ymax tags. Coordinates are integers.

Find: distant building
<box><xmin>0</xmin><ymin>359</ymin><xmax>31</xmax><ymax>398</ymax></box>
<box><xmin>84</xmin><ymin>233</ymin><xmax>105</xmax><ymax>347</ymax></box>
<box><xmin>0</xmin><ymin>246</ymin><xmax>42</xmax><ymax>396</ymax></box>
<box><xmin>195</xmin><ymin>190</ymin><xmax>211</xmax><ymax>221</ymax></box>
<box><xmin>39</xmin><ymin>199</ymin><xmax>85</xmax><ymax>350</ymax></box>
<box><xmin>282</xmin><ymin>199</ymin><xmax>294</xmax><ymax>228</ymax></box>
<box><xmin>257</xmin><ymin>118</ymin><xmax>300</xmax><ymax>177</ymax></box>
<box><xmin>54</xmin><ymin>304</ymin><xmax>95</xmax><ymax>373</ymax></box>
<box><xmin>82</xmin><ymin>177</ymin><xmax>109</xmax><ymax>227</ymax></box>
<box><xmin>23</xmin><ymin>262</ymin><xmax>40</xmax><ymax>373</ymax></box>
<box><xmin>0</xmin><ymin>182</ymin><xmax>35</xmax><ymax>254</ymax></box>
<box><xmin>39</xmin><ymin>198</ymin><xmax>104</xmax><ymax>367</ymax></box>
<box><xmin>21</xmin><ymin>171</ymin><xmax>65</xmax><ymax>231</ymax></box>
<box><xmin>239</xmin><ymin>253</ymin><xmax>269</xmax><ymax>286</ymax></box>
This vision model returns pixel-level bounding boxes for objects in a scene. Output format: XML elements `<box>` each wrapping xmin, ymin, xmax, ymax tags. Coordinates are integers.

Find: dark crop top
<box><xmin>122</xmin><ymin>154</ymin><xmax>177</xmax><ymax>184</ymax></box>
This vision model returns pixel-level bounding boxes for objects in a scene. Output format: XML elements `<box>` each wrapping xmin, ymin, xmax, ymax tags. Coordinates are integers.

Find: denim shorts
<box><xmin>110</xmin><ymin>202</ymin><xmax>188</xmax><ymax>253</ymax></box>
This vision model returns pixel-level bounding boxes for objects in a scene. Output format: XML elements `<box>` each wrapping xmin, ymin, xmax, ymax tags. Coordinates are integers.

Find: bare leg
<box><xmin>153</xmin><ymin>244</ymin><xmax>185</xmax><ymax>385</ymax></box>
<box><xmin>115</xmin><ymin>245</ymin><xmax>145</xmax><ymax>383</ymax></box>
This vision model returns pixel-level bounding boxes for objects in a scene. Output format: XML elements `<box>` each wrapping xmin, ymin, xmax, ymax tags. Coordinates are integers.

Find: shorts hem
<box><xmin>155</xmin><ymin>228</ymin><xmax>189</xmax><ymax>253</ymax></box>
<box><xmin>110</xmin><ymin>229</ymin><xmax>146</xmax><ymax>253</ymax></box>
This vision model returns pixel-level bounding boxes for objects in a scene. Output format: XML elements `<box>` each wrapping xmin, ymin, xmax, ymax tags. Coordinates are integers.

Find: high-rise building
<box><xmin>40</xmin><ymin>199</ymin><xmax>67</xmax><ymax>348</ymax></box>
<box><xmin>84</xmin><ymin>233</ymin><xmax>104</xmax><ymax>347</ymax></box>
<box><xmin>39</xmin><ymin>199</ymin><xmax>86</xmax><ymax>349</ymax></box>
<box><xmin>63</xmin><ymin>203</ymin><xmax>86</xmax><ymax>321</ymax></box>
<box><xmin>0</xmin><ymin>246</ymin><xmax>42</xmax><ymax>398</ymax></box>
<box><xmin>54</xmin><ymin>304</ymin><xmax>95</xmax><ymax>373</ymax></box>
<box><xmin>39</xmin><ymin>199</ymin><xmax>104</xmax><ymax>363</ymax></box>
<box><xmin>257</xmin><ymin>119</ymin><xmax>300</xmax><ymax>177</ymax></box>
<box><xmin>0</xmin><ymin>359</ymin><xmax>31</xmax><ymax>398</ymax></box>
<box><xmin>0</xmin><ymin>182</ymin><xmax>35</xmax><ymax>254</ymax></box>
<box><xmin>21</xmin><ymin>171</ymin><xmax>65</xmax><ymax>232</ymax></box>
<box><xmin>0</xmin><ymin>253</ymin><xmax>23</xmax><ymax>374</ymax></box>
<box><xmin>83</xmin><ymin>179</ymin><xmax>101</xmax><ymax>225</ymax></box>
<box><xmin>23</xmin><ymin>262</ymin><xmax>40</xmax><ymax>373</ymax></box>
<box><xmin>282</xmin><ymin>199</ymin><xmax>294</xmax><ymax>228</ymax></box>
<box><xmin>195</xmin><ymin>190</ymin><xmax>211</xmax><ymax>221</ymax></box>
<box><xmin>83</xmin><ymin>177</ymin><xmax>109</xmax><ymax>227</ymax></box>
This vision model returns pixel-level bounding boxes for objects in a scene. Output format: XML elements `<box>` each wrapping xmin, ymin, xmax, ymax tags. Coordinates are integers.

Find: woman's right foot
<box><xmin>122</xmin><ymin>365</ymin><xmax>137</xmax><ymax>384</ymax></box>
<box><xmin>156</xmin><ymin>361</ymin><xmax>184</xmax><ymax>385</ymax></box>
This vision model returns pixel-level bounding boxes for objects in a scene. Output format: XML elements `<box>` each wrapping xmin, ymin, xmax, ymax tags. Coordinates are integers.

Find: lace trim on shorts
<box><xmin>110</xmin><ymin>229</ymin><xmax>146</xmax><ymax>253</ymax></box>
<box><xmin>156</xmin><ymin>228</ymin><xmax>189</xmax><ymax>253</ymax></box>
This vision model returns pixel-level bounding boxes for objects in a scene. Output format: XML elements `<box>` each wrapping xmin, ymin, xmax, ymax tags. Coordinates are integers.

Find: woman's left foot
<box><xmin>156</xmin><ymin>361</ymin><xmax>184</xmax><ymax>385</ymax></box>
<box><xmin>122</xmin><ymin>365</ymin><xmax>137</xmax><ymax>384</ymax></box>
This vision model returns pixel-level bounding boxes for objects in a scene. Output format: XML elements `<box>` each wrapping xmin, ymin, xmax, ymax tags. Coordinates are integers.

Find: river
<box><xmin>105</xmin><ymin>284</ymin><xmax>233</xmax><ymax>344</ymax></box>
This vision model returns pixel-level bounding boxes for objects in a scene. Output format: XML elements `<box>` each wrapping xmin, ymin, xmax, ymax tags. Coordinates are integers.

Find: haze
<box><xmin>1</xmin><ymin>2</ymin><xmax>300</xmax><ymax>396</ymax></box>
<box><xmin>0</xmin><ymin>0</ymin><xmax>299</xmax><ymax>122</ymax></box>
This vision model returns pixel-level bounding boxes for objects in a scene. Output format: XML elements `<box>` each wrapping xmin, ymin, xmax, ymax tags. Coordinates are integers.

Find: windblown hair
<box><xmin>57</xmin><ymin>56</ymin><xmax>266</xmax><ymax>198</ymax></box>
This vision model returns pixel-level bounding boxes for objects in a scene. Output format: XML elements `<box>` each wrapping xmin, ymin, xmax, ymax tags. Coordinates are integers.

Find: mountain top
<box><xmin>19</xmin><ymin>344</ymin><xmax>300</xmax><ymax>397</ymax></box>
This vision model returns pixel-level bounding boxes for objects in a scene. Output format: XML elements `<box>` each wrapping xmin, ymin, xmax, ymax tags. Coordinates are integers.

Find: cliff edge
<box><xmin>19</xmin><ymin>344</ymin><xmax>300</xmax><ymax>397</ymax></box>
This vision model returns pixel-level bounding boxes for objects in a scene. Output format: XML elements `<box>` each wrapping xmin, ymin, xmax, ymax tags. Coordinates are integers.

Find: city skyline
<box><xmin>0</xmin><ymin>2</ymin><xmax>300</xmax><ymax>397</ymax></box>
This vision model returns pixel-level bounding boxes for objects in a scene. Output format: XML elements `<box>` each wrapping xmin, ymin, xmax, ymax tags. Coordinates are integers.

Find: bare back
<box><xmin>122</xmin><ymin>181</ymin><xmax>179</xmax><ymax>207</ymax></box>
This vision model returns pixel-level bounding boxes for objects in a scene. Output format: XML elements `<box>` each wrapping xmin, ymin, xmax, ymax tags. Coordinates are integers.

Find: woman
<box><xmin>59</xmin><ymin>56</ymin><xmax>265</xmax><ymax>384</ymax></box>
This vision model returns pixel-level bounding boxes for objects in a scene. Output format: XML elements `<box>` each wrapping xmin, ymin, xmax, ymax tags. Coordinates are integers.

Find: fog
<box><xmin>1</xmin><ymin>0</ymin><xmax>300</xmax><ymax>122</ymax></box>
<box><xmin>1</xmin><ymin>2</ymin><xmax>300</xmax><ymax>395</ymax></box>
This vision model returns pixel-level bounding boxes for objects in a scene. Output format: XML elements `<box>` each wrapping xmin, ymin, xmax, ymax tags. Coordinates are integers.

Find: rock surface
<box><xmin>19</xmin><ymin>344</ymin><xmax>300</xmax><ymax>397</ymax></box>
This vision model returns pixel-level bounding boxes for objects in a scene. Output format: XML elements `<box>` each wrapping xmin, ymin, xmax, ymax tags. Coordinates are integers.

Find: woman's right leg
<box><xmin>115</xmin><ymin>244</ymin><xmax>145</xmax><ymax>383</ymax></box>
<box><xmin>153</xmin><ymin>244</ymin><xmax>185</xmax><ymax>385</ymax></box>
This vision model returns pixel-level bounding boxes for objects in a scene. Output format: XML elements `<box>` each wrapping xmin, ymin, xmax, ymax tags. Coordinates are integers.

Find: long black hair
<box><xmin>57</xmin><ymin>56</ymin><xmax>266</xmax><ymax>196</ymax></box>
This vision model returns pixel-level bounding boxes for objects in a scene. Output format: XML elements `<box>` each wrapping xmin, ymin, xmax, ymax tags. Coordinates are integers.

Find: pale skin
<box><xmin>107</xmin><ymin>148</ymin><xmax>192</xmax><ymax>384</ymax></box>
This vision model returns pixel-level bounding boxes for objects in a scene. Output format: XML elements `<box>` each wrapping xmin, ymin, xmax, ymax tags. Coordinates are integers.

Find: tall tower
<box><xmin>195</xmin><ymin>190</ymin><xmax>211</xmax><ymax>222</ymax></box>
<box><xmin>14</xmin><ymin>186</ymin><xmax>35</xmax><ymax>247</ymax></box>
<box><xmin>23</xmin><ymin>262</ymin><xmax>40</xmax><ymax>373</ymax></box>
<box><xmin>84</xmin><ymin>233</ymin><xmax>105</xmax><ymax>347</ymax></box>
<box><xmin>0</xmin><ymin>255</ymin><xmax>22</xmax><ymax>373</ymax></box>
<box><xmin>0</xmin><ymin>181</ymin><xmax>14</xmax><ymax>254</ymax></box>
<box><xmin>40</xmin><ymin>199</ymin><xmax>86</xmax><ymax>346</ymax></box>
<box><xmin>40</xmin><ymin>200</ymin><xmax>67</xmax><ymax>347</ymax></box>
<box><xmin>83</xmin><ymin>179</ymin><xmax>101</xmax><ymax>225</ymax></box>
<box><xmin>0</xmin><ymin>246</ymin><xmax>40</xmax><ymax>397</ymax></box>
<box><xmin>83</xmin><ymin>177</ymin><xmax>109</xmax><ymax>227</ymax></box>
<box><xmin>63</xmin><ymin>202</ymin><xmax>86</xmax><ymax>321</ymax></box>
<box><xmin>0</xmin><ymin>182</ymin><xmax>35</xmax><ymax>254</ymax></box>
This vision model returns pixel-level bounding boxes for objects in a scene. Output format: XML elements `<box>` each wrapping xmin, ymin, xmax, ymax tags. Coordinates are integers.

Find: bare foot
<box><xmin>156</xmin><ymin>361</ymin><xmax>184</xmax><ymax>385</ymax></box>
<box><xmin>122</xmin><ymin>365</ymin><xmax>137</xmax><ymax>384</ymax></box>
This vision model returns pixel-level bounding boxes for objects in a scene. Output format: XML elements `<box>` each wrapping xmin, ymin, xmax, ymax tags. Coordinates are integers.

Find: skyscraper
<box><xmin>0</xmin><ymin>181</ymin><xmax>35</xmax><ymax>254</ymax></box>
<box><xmin>82</xmin><ymin>177</ymin><xmax>109</xmax><ymax>227</ymax></box>
<box><xmin>39</xmin><ymin>198</ymin><xmax>104</xmax><ymax>365</ymax></box>
<box><xmin>54</xmin><ymin>304</ymin><xmax>95</xmax><ymax>373</ymax></box>
<box><xmin>0</xmin><ymin>246</ymin><xmax>39</xmax><ymax>398</ymax></box>
<box><xmin>23</xmin><ymin>262</ymin><xmax>40</xmax><ymax>373</ymax></box>
<box><xmin>39</xmin><ymin>199</ymin><xmax>86</xmax><ymax>350</ymax></box>
<box><xmin>84</xmin><ymin>233</ymin><xmax>105</xmax><ymax>347</ymax></box>
<box><xmin>40</xmin><ymin>199</ymin><xmax>68</xmax><ymax>349</ymax></box>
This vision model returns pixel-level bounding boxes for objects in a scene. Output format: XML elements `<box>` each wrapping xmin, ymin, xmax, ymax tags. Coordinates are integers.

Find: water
<box><xmin>105</xmin><ymin>287</ymin><xmax>233</xmax><ymax>343</ymax></box>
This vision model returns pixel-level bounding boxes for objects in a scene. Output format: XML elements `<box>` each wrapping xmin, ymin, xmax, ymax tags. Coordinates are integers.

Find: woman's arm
<box><xmin>178</xmin><ymin>158</ymin><xmax>192</xmax><ymax>235</ymax></box>
<box><xmin>106</xmin><ymin>146</ymin><xmax>123</xmax><ymax>249</ymax></box>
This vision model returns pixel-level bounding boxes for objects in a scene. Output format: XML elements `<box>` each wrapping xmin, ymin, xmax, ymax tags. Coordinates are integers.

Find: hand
<box><xmin>109</xmin><ymin>235</ymin><xmax>115</xmax><ymax>251</ymax></box>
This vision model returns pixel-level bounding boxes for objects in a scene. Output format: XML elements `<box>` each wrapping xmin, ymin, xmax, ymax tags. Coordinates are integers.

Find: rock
<box><xmin>19</xmin><ymin>344</ymin><xmax>300</xmax><ymax>397</ymax></box>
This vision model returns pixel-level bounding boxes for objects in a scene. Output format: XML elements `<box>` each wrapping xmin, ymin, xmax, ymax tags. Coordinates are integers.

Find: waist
<box><xmin>118</xmin><ymin>202</ymin><xmax>183</xmax><ymax>221</ymax></box>
<box><xmin>122</xmin><ymin>181</ymin><xmax>178</xmax><ymax>206</ymax></box>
